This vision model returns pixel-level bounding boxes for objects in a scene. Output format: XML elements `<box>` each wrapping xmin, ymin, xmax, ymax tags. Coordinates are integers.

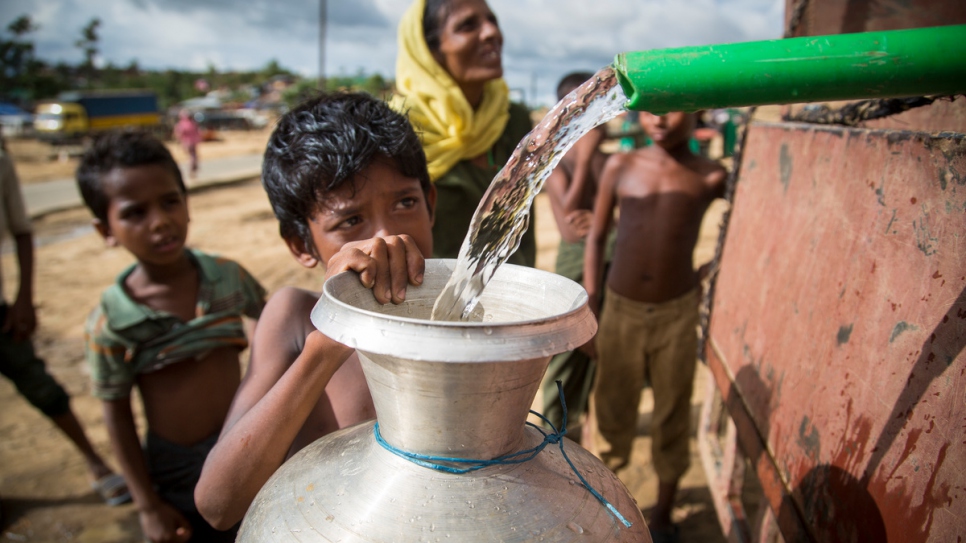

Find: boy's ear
<box><xmin>92</xmin><ymin>218</ymin><xmax>118</xmax><ymax>247</ymax></box>
<box><xmin>426</xmin><ymin>183</ymin><xmax>438</xmax><ymax>226</ymax></box>
<box><xmin>284</xmin><ymin>235</ymin><xmax>322</xmax><ymax>269</ymax></box>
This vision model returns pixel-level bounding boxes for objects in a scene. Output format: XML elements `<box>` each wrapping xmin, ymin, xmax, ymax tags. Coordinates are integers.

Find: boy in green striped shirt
<box><xmin>78</xmin><ymin>129</ymin><xmax>266</xmax><ymax>543</ymax></box>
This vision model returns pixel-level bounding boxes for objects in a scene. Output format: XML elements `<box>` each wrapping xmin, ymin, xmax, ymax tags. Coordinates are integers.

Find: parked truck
<box><xmin>33</xmin><ymin>90</ymin><xmax>163</xmax><ymax>143</ymax></box>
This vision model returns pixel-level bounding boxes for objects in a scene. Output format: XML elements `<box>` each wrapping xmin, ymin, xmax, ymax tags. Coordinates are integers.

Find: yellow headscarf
<box><xmin>389</xmin><ymin>0</ymin><xmax>510</xmax><ymax>182</ymax></box>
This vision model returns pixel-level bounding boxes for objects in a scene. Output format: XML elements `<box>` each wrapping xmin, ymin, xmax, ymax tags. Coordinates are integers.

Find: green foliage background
<box><xmin>1</xmin><ymin>15</ymin><xmax>393</xmax><ymax>112</ymax></box>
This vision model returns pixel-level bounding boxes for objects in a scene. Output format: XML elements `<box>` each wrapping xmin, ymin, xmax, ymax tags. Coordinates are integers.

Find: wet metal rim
<box><xmin>311</xmin><ymin>259</ymin><xmax>597</xmax><ymax>362</ymax></box>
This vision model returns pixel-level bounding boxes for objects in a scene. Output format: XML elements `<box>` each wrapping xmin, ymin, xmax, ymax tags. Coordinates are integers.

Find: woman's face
<box><xmin>431</xmin><ymin>0</ymin><xmax>503</xmax><ymax>86</ymax></box>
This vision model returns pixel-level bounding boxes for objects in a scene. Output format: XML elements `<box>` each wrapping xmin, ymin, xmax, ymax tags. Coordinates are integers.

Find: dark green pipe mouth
<box><xmin>612</xmin><ymin>25</ymin><xmax>966</xmax><ymax>114</ymax></box>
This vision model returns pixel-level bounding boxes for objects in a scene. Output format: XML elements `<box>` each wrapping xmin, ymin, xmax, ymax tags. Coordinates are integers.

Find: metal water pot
<box><xmin>238</xmin><ymin>259</ymin><xmax>650</xmax><ymax>542</ymax></box>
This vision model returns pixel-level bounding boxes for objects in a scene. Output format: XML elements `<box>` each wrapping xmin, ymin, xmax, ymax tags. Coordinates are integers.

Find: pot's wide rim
<box><xmin>321</xmin><ymin>259</ymin><xmax>588</xmax><ymax>327</ymax></box>
<box><xmin>311</xmin><ymin>259</ymin><xmax>597</xmax><ymax>362</ymax></box>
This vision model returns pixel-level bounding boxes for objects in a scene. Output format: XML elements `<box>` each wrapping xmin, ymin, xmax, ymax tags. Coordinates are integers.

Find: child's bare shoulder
<box><xmin>677</xmin><ymin>155</ymin><xmax>728</xmax><ymax>197</ymax></box>
<box><xmin>692</xmin><ymin>155</ymin><xmax>728</xmax><ymax>186</ymax></box>
<box><xmin>254</xmin><ymin>287</ymin><xmax>320</xmax><ymax>354</ymax></box>
<box><xmin>258</xmin><ymin>287</ymin><xmax>321</xmax><ymax>333</ymax></box>
<box><xmin>694</xmin><ymin>154</ymin><xmax>727</xmax><ymax>175</ymax></box>
<box><xmin>604</xmin><ymin>147</ymin><xmax>662</xmax><ymax>184</ymax></box>
<box><xmin>603</xmin><ymin>149</ymin><xmax>646</xmax><ymax>175</ymax></box>
<box><xmin>264</xmin><ymin>286</ymin><xmax>320</xmax><ymax>316</ymax></box>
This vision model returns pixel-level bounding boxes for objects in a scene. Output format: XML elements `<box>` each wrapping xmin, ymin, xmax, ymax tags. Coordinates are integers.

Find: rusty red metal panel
<box><xmin>784</xmin><ymin>0</ymin><xmax>966</xmax><ymax>37</ymax></box>
<box><xmin>704</xmin><ymin>343</ymin><xmax>812</xmax><ymax>542</ymax></box>
<box><xmin>779</xmin><ymin>1</ymin><xmax>966</xmax><ymax>145</ymax></box>
<box><xmin>860</xmin><ymin>96</ymin><xmax>966</xmax><ymax>135</ymax></box>
<box><xmin>708</xmin><ymin>122</ymin><xmax>966</xmax><ymax>542</ymax></box>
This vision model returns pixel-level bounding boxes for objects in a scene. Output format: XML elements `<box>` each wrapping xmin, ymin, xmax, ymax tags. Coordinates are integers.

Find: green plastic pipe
<box><xmin>613</xmin><ymin>25</ymin><xmax>966</xmax><ymax>114</ymax></box>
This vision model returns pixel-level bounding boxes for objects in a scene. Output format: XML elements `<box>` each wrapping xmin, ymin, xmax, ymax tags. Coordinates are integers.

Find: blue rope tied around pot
<box><xmin>372</xmin><ymin>380</ymin><xmax>633</xmax><ymax>528</ymax></box>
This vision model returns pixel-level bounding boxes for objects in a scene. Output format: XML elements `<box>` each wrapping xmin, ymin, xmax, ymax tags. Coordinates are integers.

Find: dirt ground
<box><xmin>0</xmin><ymin>129</ymin><xmax>730</xmax><ymax>542</ymax></box>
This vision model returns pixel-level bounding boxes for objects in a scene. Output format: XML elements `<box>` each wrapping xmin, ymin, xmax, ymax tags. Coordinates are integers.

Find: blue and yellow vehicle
<box><xmin>33</xmin><ymin>90</ymin><xmax>162</xmax><ymax>143</ymax></box>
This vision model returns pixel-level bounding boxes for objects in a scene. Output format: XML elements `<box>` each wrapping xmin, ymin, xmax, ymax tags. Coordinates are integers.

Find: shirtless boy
<box><xmin>195</xmin><ymin>92</ymin><xmax>436</xmax><ymax>529</ymax></box>
<box><xmin>583</xmin><ymin>110</ymin><xmax>726</xmax><ymax>542</ymax></box>
<box><xmin>77</xmin><ymin>129</ymin><xmax>267</xmax><ymax>542</ymax></box>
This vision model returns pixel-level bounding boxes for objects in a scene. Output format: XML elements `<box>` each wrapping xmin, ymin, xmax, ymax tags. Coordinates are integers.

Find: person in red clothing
<box><xmin>173</xmin><ymin>109</ymin><xmax>202</xmax><ymax>177</ymax></box>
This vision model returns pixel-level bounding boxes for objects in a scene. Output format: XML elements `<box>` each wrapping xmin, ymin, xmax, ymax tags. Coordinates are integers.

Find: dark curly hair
<box><xmin>75</xmin><ymin>129</ymin><xmax>185</xmax><ymax>223</ymax></box>
<box><xmin>261</xmin><ymin>91</ymin><xmax>431</xmax><ymax>257</ymax></box>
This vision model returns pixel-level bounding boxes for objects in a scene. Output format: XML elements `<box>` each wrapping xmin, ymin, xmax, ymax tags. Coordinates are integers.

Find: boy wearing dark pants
<box><xmin>583</xmin><ymin>110</ymin><xmax>726</xmax><ymax>542</ymax></box>
<box><xmin>77</xmin><ymin>130</ymin><xmax>266</xmax><ymax>542</ymax></box>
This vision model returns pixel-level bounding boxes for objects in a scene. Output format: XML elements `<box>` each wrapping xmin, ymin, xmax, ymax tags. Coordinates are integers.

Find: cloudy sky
<box><xmin>4</xmin><ymin>0</ymin><xmax>785</xmax><ymax>107</ymax></box>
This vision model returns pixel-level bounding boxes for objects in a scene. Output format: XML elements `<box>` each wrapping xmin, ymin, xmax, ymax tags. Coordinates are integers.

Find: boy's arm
<box><xmin>1</xmin><ymin>153</ymin><xmax>37</xmax><ymax>341</ymax></box>
<box><xmin>546</xmin><ymin>164</ymin><xmax>590</xmax><ymax>244</ymax></box>
<box><xmin>195</xmin><ymin>290</ymin><xmax>351</xmax><ymax>530</ymax></box>
<box><xmin>547</xmin><ymin>130</ymin><xmax>605</xmax><ymax>243</ymax></box>
<box><xmin>561</xmin><ymin>129</ymin><xmax>604</xmax><ymax>214</ymax></box>
<box><xmin>4</xmin><ymin>232</ymin><xmax>36</xmax><ymax>341</ymax></box>
<box><xmin>103</xmin><ymin>398</ymin><xmax>192</xmax><ymax>543</ymax></box>
<box><xmin>196</xmin><ymin>235</ymin><xmax>425</xmax><ymax>529</ymax></box>
<box><xmin>705</xmin><ymin>160</ymin><xmax>729</xmax><ymax>200</ymax></box>
<box><xmin>583</xmin><ymin>155</ymin><xmax>621</xmax><ymax>317</ymax></box>
<box><xmin>545</xmin><ymin>166</ymin><xmax>578</xmax><ymax>243</ymax></box>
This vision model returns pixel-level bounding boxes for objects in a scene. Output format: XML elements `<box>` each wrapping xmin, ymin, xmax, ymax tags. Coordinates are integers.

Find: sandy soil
<box><xmin>1</xmin><ymin>128</ymin><xmax>731</xmax><ymax>542</ymax></box>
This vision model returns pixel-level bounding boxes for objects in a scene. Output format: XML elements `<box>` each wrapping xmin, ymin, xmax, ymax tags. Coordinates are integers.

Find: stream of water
<box><xmin>431</xmin><ymin>67</ymin><xmax>627</xmax><ymax>322</ymax></box>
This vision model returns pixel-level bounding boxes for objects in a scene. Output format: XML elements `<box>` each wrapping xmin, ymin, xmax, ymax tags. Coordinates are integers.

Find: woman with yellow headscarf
<box><xmin>390</xmin><ymin>0</ymin><xmax>536</xmax><ymax>266</ymax></box>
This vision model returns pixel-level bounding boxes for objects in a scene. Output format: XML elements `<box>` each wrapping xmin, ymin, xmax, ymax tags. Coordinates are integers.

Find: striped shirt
<box><xmin>85</xmin><ymin>249</ymin><xmax>266</xmax><ymax>400</ymax></box>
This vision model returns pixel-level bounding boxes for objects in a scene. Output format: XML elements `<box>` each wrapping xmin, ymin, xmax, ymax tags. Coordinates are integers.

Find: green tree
<box><xmin>260</xmin><ymin>59</ymin><xmax>291</xmax><ymax>80</ymax></box>
<box><xmin>1</xmin><ymin>15</ymin><xmax>68</xmax><ymax>102</ymax></box>
<box><xmin>6</xmin><ymin>15</ymin><xmax>36</xmax><ymax>37</ymax></box>
<box><xmin>75</xmin><ymin>17</ymin><xmax>101</xmax><ymax>82</ymax></box>
<box><xmin>282</xmin><ymin>78</ymin><xmax>321</xmax><ymax>109</ymax></box>
<box><xmin>1</xmin><ymin>16</ymin><xmax>37</xmax><ymax>97</ymax></box>
<box><xmin>360</xmin><ymin>73</ymin><xmax>389</xmax><ymax>99</ymax></box>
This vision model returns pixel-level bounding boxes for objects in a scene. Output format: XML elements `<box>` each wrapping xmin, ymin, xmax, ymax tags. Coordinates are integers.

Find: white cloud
<box><xmin>3</xmin><ymin>0</ymin><xmax>784</xmax><ymax>107</ymax></box>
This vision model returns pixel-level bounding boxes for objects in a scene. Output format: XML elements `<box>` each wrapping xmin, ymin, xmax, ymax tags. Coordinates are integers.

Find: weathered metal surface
<box><xmin>782</xmin><ymin>1</ymin><xmax>966</xmax><ymax>136</ymax></box>
<box><xmin>783</xmin><ymin>0</ymin><xmax>966</xmax><ymax>37</ymax></box>
<box><xmin>239</xmin><ymin>261</ymin><xmax>649</xmax><ymax>542</ymax></box>
<box><xmin>698</xmin><ymin>377</ymin><xmax>753</xmax><ymax>543</ymax></box>
<box><xmin>707</xmin><ymin>122</ymin><xmax>966</xmax><ymax>542</ymax></box>
<box><xmin>861</xmin><ymin>96</ymin><xmax>966</xmax><ymax>135</ymax></box>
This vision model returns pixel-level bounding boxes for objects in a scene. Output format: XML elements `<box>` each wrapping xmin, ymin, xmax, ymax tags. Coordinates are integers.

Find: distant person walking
<box><xmin>174</xmin><ymin>110</ymin><xmax>202</xmax><ymax>177</ymax></box>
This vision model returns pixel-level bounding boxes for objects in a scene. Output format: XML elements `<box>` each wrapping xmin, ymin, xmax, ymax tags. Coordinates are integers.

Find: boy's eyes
<box><xmin>331</xmin><ymin>199</ymin><xmax>421</xmax><ymax>230</ymax></box>
<box><xmin>335</xmin><ymin>216</ymin><xmax>362</xmax><ymax>230</ymax></box>
<box><xmin>120</xmin><ymin>207</ymin><xmax>146</xmax><ymax>220</ymax></box>
<box><xmin>162</xmin><ymin>194</ymin><xmax>185</xmax><ymax>207</ymax></box>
